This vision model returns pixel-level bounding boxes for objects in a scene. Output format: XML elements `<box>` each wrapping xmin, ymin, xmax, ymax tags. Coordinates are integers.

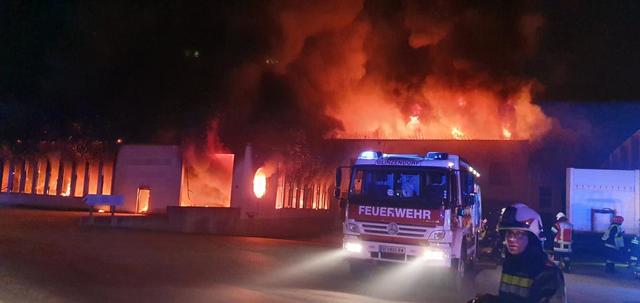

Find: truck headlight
<box><xmin>344</xmin><ymin>242</ymin><xmax>363</xmax><ymax>253</ymax></box>
<box><xmin>423</xmin><ymin>249</ymin><xmax>445</xmax><ymax>260</ymax></box>
<box><xmin>429</xmin><ymin>230</ymin><xmax>445</xmax><ymax>240</ymax></box>
<box><xmin>346</xmin><ymin>223</ymin><xmax>360</xmax><ymax>233</ymax></box>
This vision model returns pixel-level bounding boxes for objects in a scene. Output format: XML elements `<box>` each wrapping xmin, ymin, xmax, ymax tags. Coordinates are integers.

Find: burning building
<box><xmin>1</xmin><ymin>1</ymin><xmax>574</xmax><ymax>236</ymax></box>
<box><xmin>0</xmin><ymin>147</ymin><xmax>116</xmax><ymax>209</ymax></box>
<box><xmin>0</xmin><ymin>135</ymin><xmax>557</xmax><ymax>238</ymax></box>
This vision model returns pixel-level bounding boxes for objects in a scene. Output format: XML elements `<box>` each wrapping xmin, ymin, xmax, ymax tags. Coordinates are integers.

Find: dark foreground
<box><xmin>0</xmin><ymin>208</ymin><xmax>638</xmax><ymax>303</ymax></box>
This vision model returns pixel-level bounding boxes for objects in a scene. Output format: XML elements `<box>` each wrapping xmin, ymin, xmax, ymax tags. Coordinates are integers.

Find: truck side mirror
<box><xmin>334</xmin><ymin>188</ymin><xmax>341</xmax><ymax>200</ymax></box>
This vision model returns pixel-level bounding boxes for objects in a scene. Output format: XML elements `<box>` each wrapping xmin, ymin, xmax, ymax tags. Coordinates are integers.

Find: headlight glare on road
<box><xmin>344</xmin><ymin>242</ymin><xmax>363</xmax><ymax>253</ymax></box>
<box><xmin>423</xmin><ymin>249</ymin><xmax>445</xmax><ymax>260</ymax></box>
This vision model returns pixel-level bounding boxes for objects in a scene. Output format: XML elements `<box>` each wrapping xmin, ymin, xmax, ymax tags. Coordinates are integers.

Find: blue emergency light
<box><xmin>358</xmin><ymin>151</ymin><xmax>383</xmax><ymax>160</ymax></box>
<box><xmin>425</xmin><ymin>152</ymin><xmax>449</xmax><ymax>160</ymax></box>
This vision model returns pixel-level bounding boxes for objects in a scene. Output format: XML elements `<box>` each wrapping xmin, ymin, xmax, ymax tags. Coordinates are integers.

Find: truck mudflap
<box><xmin>343</xmin><ymin>236</ymin><xmax>452</xmax><ymax>267</ymax></box>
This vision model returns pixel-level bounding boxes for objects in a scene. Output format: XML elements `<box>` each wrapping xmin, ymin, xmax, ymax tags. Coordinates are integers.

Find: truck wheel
<box><xmin>451</xmin><ymin>240</ymin><xmax>474</xmax><ymax>290</ymax></box>
<box><xmin>467</xmin><ymin>235</ymin><xmax>478</xmax><ymax>270</ymax></box>
<box><xmin>451</xmin><ymin>258</ymin><xmax>464</xmax><ymax>276</ymax></box>
<box><xmin>450</xmin><ymin>258</ymin><xmax>465</xmax><ymax>291</ymax></box>
<box><xmin>459</xmin><ymin>238</ymin><xmax>476</xmax><ymax>274</ymax></box>
<box><xmin>450</xmin><ymin>259</ymin><xmax>465</xmax><ymax>290</ymax></box>
<box><xmin>349</xmin><ymin>259</ymin><xmax>372</xmax><ymax>278</ymax></box>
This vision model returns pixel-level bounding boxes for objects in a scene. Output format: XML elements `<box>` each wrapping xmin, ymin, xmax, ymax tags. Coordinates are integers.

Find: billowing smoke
<box><xmin>218</xmin><ymin>0</ymin><xmax>552</xmax><ymax>153</ymax></box>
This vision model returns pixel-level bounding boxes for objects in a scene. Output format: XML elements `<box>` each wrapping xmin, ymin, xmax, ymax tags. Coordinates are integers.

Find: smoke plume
<box><xmin>218</xmin><ymin>0</ymin><xmax>552</xmax><ymax>152</ymax></box>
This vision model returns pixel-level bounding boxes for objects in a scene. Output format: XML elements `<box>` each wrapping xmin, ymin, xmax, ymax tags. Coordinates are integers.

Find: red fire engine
<box><xmin>335</xmin><ymin>151</ymin><xmax>482</xmax><ymax>278</ymax></box>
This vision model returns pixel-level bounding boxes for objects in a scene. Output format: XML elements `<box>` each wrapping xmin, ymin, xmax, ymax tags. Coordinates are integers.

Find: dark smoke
<box><xmin>217</xmin><ymin>0</ymin><xmax>552</xmax><ymax>152</ymax></box>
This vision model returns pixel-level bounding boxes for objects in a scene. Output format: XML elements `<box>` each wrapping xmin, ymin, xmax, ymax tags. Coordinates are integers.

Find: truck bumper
<box><xmin>343</xmin><ymin>235</ymin><xmax>451</xmax><ymax>267</ymax></box>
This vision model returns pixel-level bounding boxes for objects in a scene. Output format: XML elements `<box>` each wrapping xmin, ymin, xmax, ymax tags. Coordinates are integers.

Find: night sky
<box><xmin>1</xmin><ymin>1</ymin><xmax>640</xmax><ymax>164</ymax></box>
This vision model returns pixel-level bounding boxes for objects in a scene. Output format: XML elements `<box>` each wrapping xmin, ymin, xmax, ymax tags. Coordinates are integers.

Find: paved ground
<box><xmin>0</xmin><ymin>208</ymin><xmax>639</xmax><ymax>303</ymax></box>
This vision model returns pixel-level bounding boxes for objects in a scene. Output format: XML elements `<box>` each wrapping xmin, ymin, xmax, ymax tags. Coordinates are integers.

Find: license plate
<box><xmin>379</xmin><ymin>245</ymin><xmax>405</xmax><ymax>254</ymax></box>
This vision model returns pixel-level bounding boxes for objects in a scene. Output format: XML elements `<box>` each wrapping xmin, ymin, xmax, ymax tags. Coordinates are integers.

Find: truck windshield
<box><xmin>348</xmin><ymin>166</ymin><xmax>448</xmax><ymax>209</ymax></box>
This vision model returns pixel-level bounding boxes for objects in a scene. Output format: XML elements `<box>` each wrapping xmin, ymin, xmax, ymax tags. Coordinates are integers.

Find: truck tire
<box><xmin>454</xmin><ymin>238</ymin><xmax>475</xmax><ymax>275</ymax></box>
<box><xmin>450</xmin><ymin>257</ymin><xmax>465</xmax><ymax>291</ymax></box>
<box><xmin>468</xmin><ymin>234</ymin><xmax>478</xmax><ymax>270</ymax></box>
<box><xmin>451</xmin><ymin>240</ymin><xmax>474</xmax><ymax>290</ymax></box>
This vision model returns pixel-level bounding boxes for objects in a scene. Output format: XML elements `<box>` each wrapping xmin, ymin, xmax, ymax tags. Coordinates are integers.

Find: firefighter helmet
<box><xmin>498</xmin><ymin>203</ymin><xmax>544</xmax><ymax>240</ymax></box>
<box><xmin>612</xmin><ymin>216</ymin><xmax>624</xmax><ymax>224</ymax></box>
<box><xmin>556</xmin><ymin>212</ymin><xmax>566</xmax><ymax>220</ymax></box>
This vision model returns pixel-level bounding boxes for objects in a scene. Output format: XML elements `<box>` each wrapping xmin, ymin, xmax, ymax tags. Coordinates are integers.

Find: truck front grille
<box><xmin>361</xmin><ymin>222</ymin><xmax>428</xmax><ymax>238</ymax></box>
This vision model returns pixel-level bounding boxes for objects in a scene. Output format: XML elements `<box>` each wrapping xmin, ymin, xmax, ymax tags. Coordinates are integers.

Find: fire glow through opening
<box><xmin>253</xmin><ymin>167</ymin><xmax>266</xmax><ymax>199</ymax></box>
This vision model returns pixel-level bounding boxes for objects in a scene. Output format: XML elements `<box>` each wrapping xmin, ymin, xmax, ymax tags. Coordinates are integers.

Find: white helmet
<box><xmin>556</xmin><ymin>212</ymin><xmax>566</xmax><ymax>220</ymax></box>
<box><xmin>498</xmin><ymin>203</ymin><xmax>544</xmax><ymax>241</ymax></box>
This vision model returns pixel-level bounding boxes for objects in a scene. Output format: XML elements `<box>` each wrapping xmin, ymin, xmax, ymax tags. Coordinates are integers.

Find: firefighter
<box><xmin>629</xmin><ymin>234</ymin><xmax>640</xmax><ymax>279</ymax></box>
<box><xmin>479</xmin><ymin>218</ymin><xmax>488</xmax><ymax>241</ymax></box>
<box><xmin>468</xmin><ymin>203</ymin><xmax>566</xmax><ymax>303</ymax></box>
<box><xmin>551</xmin><ymin>212</ymin><xmax>573</xmax><ymax>272</ymax></box>
<box><xmin>602</xmin><ymin>215</ymin><xmax>625</xmax><ymax>273</ymax></box>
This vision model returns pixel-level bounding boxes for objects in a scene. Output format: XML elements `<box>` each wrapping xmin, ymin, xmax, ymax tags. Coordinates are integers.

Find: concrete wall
<box><xmin>222</xmin><ymin>143</ymin><xmax>341</xmax><ymax>238</ymax></box>
<box><xmin>82</xmin><ymin>206</ymin><xmax>339</xmax><ymax>238</ymax></box>
<box><xmin>112</xmin><ymin>145</ymin><xmax>182</xmax><ymax>213</ymax></box>
<box><xmin>167</xmin><ymin>206</ymin><xmax>240</xmax><ymax>234</ymax></box>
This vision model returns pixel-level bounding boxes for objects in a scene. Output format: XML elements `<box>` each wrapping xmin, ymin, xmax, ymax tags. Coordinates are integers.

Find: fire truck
<box><xmin>335</xmin><ymin>151</ymin><xmax>482</xmax><ymax>278</ymax></box>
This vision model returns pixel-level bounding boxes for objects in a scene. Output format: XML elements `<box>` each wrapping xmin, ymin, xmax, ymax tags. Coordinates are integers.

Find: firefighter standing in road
<box><xmin>551</xmin><ymin>212</ymin><xmax>573</xmax><ymax>271</ymax></box>
<box><xmin>469</xmin><ymin>203</ymin><xmax>566</xmax><ymax>303</ymax></box>
<box><xmin>629</xmin><ymin>234</ymin><xmax>640</xmax><ymax>279</ymax></box>
<box><xmin>602</xmin><ymin>215</ymin><xmax>625</xmax><ymax>273</ymax></box>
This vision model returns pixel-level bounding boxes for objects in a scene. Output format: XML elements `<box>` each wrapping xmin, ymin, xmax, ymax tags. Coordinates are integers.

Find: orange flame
<box><xmin>253</xmin><ymin>167</ymin><xmax>267</xmax><ymax>199</ymax></box>
<box><xmin>62</xmin><ymin>183</ymin><xmax>71</xmax><ymax>197</ymax></box>
<box><xmin>329</xmin><ymin>83</ymin><xmax>550</xmax><ymax>140</ymax></box>
<box><xmin>502</xmin><ymin>128</ymin><xmax>512</xmax><ymax>139</ymax></box>
<box><xmin>225</xmin><ymin>4</ymin><xmax>554</xmax><ymax>142</ymax></box>
<box><xmin>180</xmin><ymin>121</ymin><xmax>234</xmax><ymax>207</ymax></box>
<box><xmin>451</xmin><ymin>127</ymin><xmax>465</xmax><ymax>140</ymax></box>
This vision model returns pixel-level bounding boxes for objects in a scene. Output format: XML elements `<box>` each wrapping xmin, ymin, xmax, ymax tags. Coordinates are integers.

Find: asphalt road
<box><xmin>0</xmin><ymin>208</ymin><xmax>638</xmax><ymax>303</ymax></box>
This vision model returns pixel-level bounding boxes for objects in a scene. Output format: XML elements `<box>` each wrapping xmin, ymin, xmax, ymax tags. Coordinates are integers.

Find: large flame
<box><xmin>451</xmin><ymin>127</ymin><xmax>465</xmax><ymax>140</ymax></box>
<box><xmin>253</xmin><ymin>167</ymin><xmax>267</xmax><ymax>199</ymax></box>
<box><xmin>502</xmin><ymin>128</ymin><xmax>512</xmax><ymax>139</ymax></box>
<box><xmin>222</xmin><ymin>1</ymin><xmax>553</xmax><ymax>143</ymax></box>
<box><xmin>181</xmin><ymin>121</ymin><xmax>234</xmax><ymax>207</ymax></box>
<box><xmin>330</xmin><ymin>83</ymin><xmax>550</xmax><ymax>140</ymax></box>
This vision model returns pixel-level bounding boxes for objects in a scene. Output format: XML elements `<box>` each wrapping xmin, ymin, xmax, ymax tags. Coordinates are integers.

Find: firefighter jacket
<box><xmin>550</xmin><ymin>219</ymin><xmax>573</xmax><ymax>253</ymax></box>
<box><xmin>469</xmin><ymin>259</ymin><xmax>566</xmax><ymax>303</ymax></box>
<box><xmin>630</xmin><ymin>236</ymin><xmax>640</xmax><ymax>262</ymax></box>
<box><xmin>602</xmin><ymin>223</ymin><xmax>624</xmax><ymax>250</ymax></box>
<box><xmin>497</xmin><ymin>260</ymin><xmax>566</xmax><ymax>303</ymax></box>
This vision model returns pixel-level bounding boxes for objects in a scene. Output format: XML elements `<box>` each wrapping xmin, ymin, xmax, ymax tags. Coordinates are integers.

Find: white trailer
<box><xmin>566</xmin><ymin>168</ymin><xmax>640</xmax><ymax>234</ymax></box>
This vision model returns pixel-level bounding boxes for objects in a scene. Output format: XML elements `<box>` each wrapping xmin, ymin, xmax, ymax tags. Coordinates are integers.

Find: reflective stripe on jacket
<box><xmin>498</xmin><ymin>261</ymin><xmax>566</xmax><ymax>303</ymax></box>
<box><xmin>602</xmin><ymin>224</ymin><xmax>624</xmax><ymax>250</ymax></box>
